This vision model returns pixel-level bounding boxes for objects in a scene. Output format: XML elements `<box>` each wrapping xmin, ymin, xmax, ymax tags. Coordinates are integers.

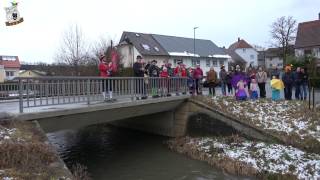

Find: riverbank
<box><xmin>193</xmin><ymin>96</ymin><xmax>320</xmax><ymax>153</ymax></box>
<box><xmin>0</xmin><ymin>120</ymin><xmax>73</xmax><ymax>179</ymax></box>
<box><xmin>167</xmin><ymin>136</ymin><xmax>320</xmax><ymax>180</ymax></box>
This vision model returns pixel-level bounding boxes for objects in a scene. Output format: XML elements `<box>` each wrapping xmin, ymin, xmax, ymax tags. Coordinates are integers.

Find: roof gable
<box><xmin>152</xmin><ymin>34</ymin><xmax>226</xmax><ymax>57</ymax></box>
<box><xmin>119</xmin><ymin>31</ymin><xmax>168</xmax><ymax>56</ymax></box>
<box><xmin>0</xmin><ymin>55</ymin><xmax>21</xmax><ymax>69</ymax></box>
<box><xmin>119</xmin><ymin>31</ymin><xmax>227</xmax><ymax>57</ymax></box>
<box><xmin>227</xmin><ymin>39</ymin><xmax>255</xmax><ymax>64</ymax></box>
<box><xmin>295</xmin><ymin>20</ymin><xmax>320</xmax><ymax>48</ymax></box>
<box><xmin>229</xmin><ymin>39</ymin><xmax>253</xmax><ymax>50</ymax></box>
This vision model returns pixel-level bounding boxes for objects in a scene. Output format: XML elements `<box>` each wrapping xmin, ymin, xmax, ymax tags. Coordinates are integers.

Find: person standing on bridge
<box><xmin>207</xmin><ymin>67</ymin><xmax>217</xmax><ymax>96</ymax></box>
<box><xmin>193</xmin><ymin>64</ymin><xmax>203</xmax><ymax>95</ymax></box>
<box><xmin>133</xmin><ymin>55</ymin><xmax>147</xmax><ymax>100</ymax></box>
<box><xmin>148</xmin><ymin>60</ymin><xmax>160</xmax><ymax>98</ymax></box>
<box><xmin>99</xmin><ymin>54</ymin><xmax>113</xmax><ymax>101</ymax></box>
<box><xmin>219</xmin><ymin>65</ymin><xmax>227</xmax><ymax>96</ymax></box>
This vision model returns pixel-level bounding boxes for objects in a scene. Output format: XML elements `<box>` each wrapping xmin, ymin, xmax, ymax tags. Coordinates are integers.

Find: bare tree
<box><xmin>270</xmin><ymin>16</ymin><xmax>297</xmax><ymax>65</ymax></box>
<box><xmin>55</xmin><ymin>24</ymin><xmax>89</xmax><ymax>75</ymax></box>
<box><xmin>90</xmin><ymin>36</ymin><xmax>112</xmax><ymax>66</ymax></box>
<box><xmin>91</xmin><ymin>37</ymin><xmax>123</xmax><ymax>70</ymax></box>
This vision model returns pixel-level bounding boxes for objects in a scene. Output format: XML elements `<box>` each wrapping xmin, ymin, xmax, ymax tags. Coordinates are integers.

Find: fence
<box><xmin>8</xmin><ymin>77</ymin><xmax>188</xmax><ymax>113</ymax></box>
<box><xmin>308</xmin><ymin>78</ymin><xmax>320</xmax><ymax>110</ymax></box>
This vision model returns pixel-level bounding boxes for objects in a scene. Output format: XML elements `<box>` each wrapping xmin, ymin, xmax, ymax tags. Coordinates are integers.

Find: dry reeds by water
<box><xmin>0</xmin><ymin>120</ymin><xmax>90</xmax><ymax>180</ymax></box>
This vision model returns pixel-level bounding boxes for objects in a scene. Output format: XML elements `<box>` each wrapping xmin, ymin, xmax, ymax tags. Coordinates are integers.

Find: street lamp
<box><xmin>193</xmin><ymin>27</ymin><xmax>199</xmax><ymax>63</ymax></box>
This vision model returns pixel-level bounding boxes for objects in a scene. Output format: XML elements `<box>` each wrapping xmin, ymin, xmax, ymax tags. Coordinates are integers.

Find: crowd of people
<box><xmin>216</xmin><ymin>64</ymin><xmax>309</xmax><ymax>101</ymax></box>
<box><xmin>132</xmin><ymin>55</ymin><xmax>204</xmax><ymax>99</ymax></box>
<box><xmin>99</xmin><ymin>54</ymin><xmax>309</xmax><ymax>101</ymax></box>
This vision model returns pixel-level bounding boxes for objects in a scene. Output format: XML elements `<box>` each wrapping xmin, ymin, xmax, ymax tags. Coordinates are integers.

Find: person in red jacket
<box><xmin>193</xmin><ymin>64</ymin><xmax>203</xmax><ymax>95</ymax></box>
<box><xmin>181</xmin><ymin>64</ymin><xmax>187</xmax><ymax>77</ymax></box>
<box><xmin>160</xmin><ymin>67</ymin><xmax>171</xmax><ymax>96</ymax></box>
<box><xmin>98</xmin><ymin>55</ymin><xmax>114</xmax><ymax>101</ymax></box>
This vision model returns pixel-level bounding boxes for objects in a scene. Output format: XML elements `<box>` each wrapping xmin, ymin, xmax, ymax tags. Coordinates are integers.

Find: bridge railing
<box><xmin>14</xmin><ymin>77</ymin><xmax>188</xmax><ymax>113</ymax></box>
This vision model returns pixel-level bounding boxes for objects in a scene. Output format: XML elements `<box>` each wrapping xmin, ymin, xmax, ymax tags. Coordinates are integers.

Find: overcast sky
<box><xmin>0</xmin><ymin>0</ymin><xmax>319</xmax><ymax>63</ymax></box>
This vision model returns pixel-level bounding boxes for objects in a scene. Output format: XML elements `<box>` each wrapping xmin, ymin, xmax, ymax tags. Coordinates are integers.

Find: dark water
<box><xmin>47</xmin><ymin>124</ymin><xmax>251</xmax><ymax>180</ymax></box>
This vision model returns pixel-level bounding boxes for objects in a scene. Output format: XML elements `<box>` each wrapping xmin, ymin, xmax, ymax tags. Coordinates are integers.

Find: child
<box><xmin>250</xmin><ymin>79</ymin><xmax>259</xmax><ymax>100</ymax></box>
<box><xmin>160</xmin><ymin>67</ymin><xmax>170</xmax><ymax>96</ymax></box>
<box><xmin>271</xmin><ymin>76</ymin><xmax>283</xmax><ymax>101</ymax></box>
<box><xmin>236</xmin><ymin>79</ymin><xmax>248</xmax><ymax>100</ymax></box>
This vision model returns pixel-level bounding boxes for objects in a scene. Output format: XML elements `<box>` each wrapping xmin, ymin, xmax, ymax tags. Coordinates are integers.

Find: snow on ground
<box><xmin>203</xmin><ymin>96</ymin><xmax>320</xmax><ymax>142</ymax></box>
<box><xmin>189</xmin><ymin>137</ymin><xmax>320</xmax><ymax>179</ymax></box>
<box><xmin>0</xmin><ymin>127</ymin><xmax>16</xmax><ymax>143</ymax></box>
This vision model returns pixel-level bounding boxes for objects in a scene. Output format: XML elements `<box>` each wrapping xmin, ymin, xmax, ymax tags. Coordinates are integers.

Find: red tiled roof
<box><xmin>0</xmin><ymin>56</ymin><xmax>21</xmax><ymax>68</ymax></box>
<box><xmin>295</xmin><ymin>20</ymin><xmax>320</xmax><ymax>48</ymax></box>
<box><xmin>229</xmin><ymin>39</ymin><xmax>253</xmax><ymax>49</ymax></box>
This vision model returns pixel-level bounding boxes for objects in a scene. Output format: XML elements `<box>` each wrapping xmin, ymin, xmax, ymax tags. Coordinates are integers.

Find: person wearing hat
<box><xmin>98</xmin><ymin>54</ymin><xmax>114</xmax><ymax>101</ymax></box>
<box><xmin>148</xmin><ymin>60</ymin><xmax>160</xmax><ymax>98</ymax></box>
<box><xmin>219</xmin><ymin>65</ymin><xmax>227</xmax><ymax>96</ymax></box>
<box><xmin>133</xmin><ymin>55</ymin><xmax>145</xmax><ymax>77</ymax></box>
<box><xmin>282</xmin><ymin>65</ymin><xmax>294</xmax><ymax>100</ymax></box>
<box><xmin>133</xmin><ymin>55</ymin><xmax>148</xmax><ymax>100</ymax></box>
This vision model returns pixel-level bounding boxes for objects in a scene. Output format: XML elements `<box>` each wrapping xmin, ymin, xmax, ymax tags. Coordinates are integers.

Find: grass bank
<box><xmin>193</xmin><ymin>96</ymin><xmax>320</xmax><ymax>154</ymax></box>
<box><xmin>0</xmin><ymin>120</ymin><xmax>76</xmax><ymax>179</ymax></box>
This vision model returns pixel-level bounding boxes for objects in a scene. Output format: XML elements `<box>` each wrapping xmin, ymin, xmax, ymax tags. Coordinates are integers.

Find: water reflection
<box><xmin>47</xmin><ymin>124</ymin><xmax>252</xmax><ymax>180</ymax></box>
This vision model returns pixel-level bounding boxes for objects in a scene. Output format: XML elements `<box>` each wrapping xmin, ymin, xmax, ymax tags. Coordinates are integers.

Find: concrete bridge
<box><xmin>0</xmin><ymin>77</ymin><xmax>276</xmax><ymax>141</ymax></box>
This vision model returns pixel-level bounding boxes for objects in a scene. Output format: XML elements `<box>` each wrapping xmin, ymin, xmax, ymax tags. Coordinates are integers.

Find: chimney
<box><xmin>319</xmin><ymin>12</ymin><xmax>320</xmax><ymax>20</ymax></box>
<box><xmin>238</xmin><ymin>37</ymin><xmax>241</xmax><ymax>42</ymax></box>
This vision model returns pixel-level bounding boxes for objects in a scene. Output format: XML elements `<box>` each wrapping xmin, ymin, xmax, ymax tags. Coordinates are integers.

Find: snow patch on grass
<box><xmin>201</xmin><ymin>96</ymin><xmax>320</xmax><ymax>143</ymax></box>
<box><xmin>0</xmin><ymin>128</ymin><xmax>16</xmax><ymax>142</ymax></box>
<box><xmin>191</xmin><ymin>137</ymin><xmax>320</xmax><ymax>179</ymax></box>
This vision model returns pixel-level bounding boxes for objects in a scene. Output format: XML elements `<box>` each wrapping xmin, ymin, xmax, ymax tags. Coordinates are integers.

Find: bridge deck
<box><xmin>0</xmin><ymin>95</ymin><xmax>189</xmax><ymax>121</ymax></box>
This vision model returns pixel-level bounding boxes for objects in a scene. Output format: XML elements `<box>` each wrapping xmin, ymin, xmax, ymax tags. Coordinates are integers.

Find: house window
<box><xmin>206</xmin><ymin>60</ymin><xmax>210</xmax><ymax>67</ymax></box>
<box><xmin>219</xmin><ymin>59</ymin><xmax>224</xmax><ymax>66</ymax></box>
<box><xmin>192</xmin><ymin>59</ymin><xmax>200</xmax><ymax>67</ymax></box>
<box><xmin>250</xmin><ymin>55</ymin><xmax>254</xmax><ymax>59</ymax></box>
<box><xmin>269</xmin><ymin>64</ymin><xmax>273</xmax><ymax>68</ymax></box>
<box><xmin>5</xmin><ymin>71</ymin><xmax>14</xmax><ymax>77</ymax></box>
<box><xmin>174</xmin><ymin>59</ymin><xmax>183</xmax><ymax>66</ymax></box>
<box><xmin>278</xmin><ymin>63</ymin><xmax>283</xmax><ymax>67</ymax></box>
<box><xmin>141</xmin><ymin>44</ymin><xmax>150</xmax><ymax>51</ymax></box>
<box><xmin>243</xmin><ymin>49</ymin><xmax>246</xmax><ymax>53</ymax></box>
<box><xmin>212</xmin><ymin>60</ymin><xmax>218</xmax><ymax>67</ymax></box>
<box><xmin>2</xmin><ymin>56</ymin><xmax>16</xmax><ymax>61</ymax></box>
<box><xmin>304</xmin><ymin>49</ymin><xmax>312</xmax><ymax>55</ymax></box>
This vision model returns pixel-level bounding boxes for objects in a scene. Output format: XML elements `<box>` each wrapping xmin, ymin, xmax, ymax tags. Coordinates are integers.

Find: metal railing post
<box><xmin>87</xmin><ymin>79</ymin><xmax>90</xmax><ymax>105</ymax></box>
<box><xmin>19</xmin><ymin>79</ymin><xmax>23</xmax><ymax>113</ymax></box>
<box><xmin>312</xmin><ymin>87</ymin><xmax>315</xmax><ymax>110</ymax></box>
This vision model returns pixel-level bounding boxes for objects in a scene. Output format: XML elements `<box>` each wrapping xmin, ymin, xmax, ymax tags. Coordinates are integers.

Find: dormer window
<box><xmin>2</xmin><ymin>56</ymin><xmax>16</xmax><ymax>61</ymax></box>
<box><xmin>135</xmin><ymin>33</ymin><xmax>140</xmax><ymax>37</ymax></box>
<box><xmin>141</xmin><ymin>44</ymin><xmax>150</xmax><ymax>51</ymax></box>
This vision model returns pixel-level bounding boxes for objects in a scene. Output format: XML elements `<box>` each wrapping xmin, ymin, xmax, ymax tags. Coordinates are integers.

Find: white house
<box><xmin>295</xmin><ymin>14</ymin><xmax>320</xmax><ymax>65</ymax></box>
<box><xmin>118</xmin><ymin>31</ymin><xmax>230</xmax><ymax>77</ymax></box>
<box><xmin>264</xmin><ymin>46</ymin><xmax>294</xmax><ymax>70</ymax></box>
<box><xmin>227</xmin><ymin>38</ymin><xmax>258</xmax><ymax>68</ymax></box>
<box><xmin>0</xmin><ymin>55</ymin><xmax>21</xmax><ymax>82</ymax></box>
